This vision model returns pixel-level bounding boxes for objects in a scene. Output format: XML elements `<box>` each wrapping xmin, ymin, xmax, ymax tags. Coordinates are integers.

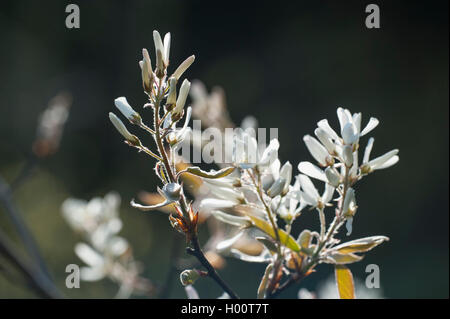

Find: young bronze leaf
<box><xmin>185</xmin><ymin>166</ymin><xmax>235</xmax><ymax>179</ymax></box>
<box><xmin>335</xmin><ymin>265</ymin><xmax>356</xmax><ymax>299</ymax></box>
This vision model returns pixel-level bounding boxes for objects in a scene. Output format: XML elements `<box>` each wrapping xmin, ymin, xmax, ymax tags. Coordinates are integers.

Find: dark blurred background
<box><xmin>0</xmin><ymin>0</ymin><xmax>448</xmax><ymax>298</ymax></box>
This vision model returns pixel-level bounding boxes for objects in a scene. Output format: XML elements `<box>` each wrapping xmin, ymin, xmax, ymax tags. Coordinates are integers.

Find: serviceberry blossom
<box><xmin>97</xmin><ymin>29</ymin><xmax>400</xmax><ymax>299</ymax></box>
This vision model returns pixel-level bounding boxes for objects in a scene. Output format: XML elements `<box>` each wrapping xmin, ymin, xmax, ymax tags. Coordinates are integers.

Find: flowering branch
<box><xmin>107</xmin><ymin>29</ymin><xmax>398</xmax><ymax>299</ymax></box>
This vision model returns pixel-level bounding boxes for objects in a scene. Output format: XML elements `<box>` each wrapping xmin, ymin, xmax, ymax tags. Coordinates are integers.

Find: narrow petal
<box><xmin>322</xmin><ymin>184</ymin><xmax>335</xmax><ymax>204</ymax></box>
<box><xmin>363</xmin><ymin>137</ymin><xmax>375</xmax><ymax>164</ymax></box>
<box><xmin>303</xmin><ymin>135</ymin><xmax>328</xmax><ymax>165</ymax></box>
<box><xmin>298</xmin><ymin>161</ymin><xmax>327</xmax><ymax>182</ymax></box>
<box><xmin>317</xmin><ymin>119</ymin><xmax>340</xmax><ymax>140</ymax></box>
<box><xmin>375</xmin><ymin>155</ymin><xmax>399</xmax><ymax>170</ymax></box>
<box><xmin>369</xmin><ymin>149</ymin><xmax>399</xmax><ymax>169</ymax></box>
<box><xmin>360</xmin><ymin>117</ymin><xmax>379</xmax><ymax>136</ymax></box>
<box><xmin>299</xmin><ymin>174</ymin><xmax>320</xmax><ymax>201</ymax></box>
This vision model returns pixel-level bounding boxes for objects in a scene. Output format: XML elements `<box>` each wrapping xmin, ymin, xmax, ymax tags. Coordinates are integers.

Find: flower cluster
<box><xmin>62</xmin><ymin>192</ymin><xmax>154</xmax><ymax>298</ymax></box>
<box><xmin>105</xmin><ymin>30</ymin><xmax>399</xmax><ymax>299</ymax></box>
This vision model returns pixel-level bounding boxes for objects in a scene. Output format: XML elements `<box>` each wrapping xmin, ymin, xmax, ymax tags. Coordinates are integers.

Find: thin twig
<box><xmin>187</xmin><ymin>235</ymin><xmax>239</xmax><ymax>299</ymax></box>
<box><xmin>0</xmin><ymin>229</ymin><xmax>63</xmax><ymax>298</ymax></box>
<box><xmin>0</xmin><ymin>175</ymin><xmax>52</xmax><ymax>279</ymax></box>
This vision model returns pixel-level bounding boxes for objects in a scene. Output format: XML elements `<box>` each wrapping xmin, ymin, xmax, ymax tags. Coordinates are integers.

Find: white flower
<box><xmin>361</xmin><ymin>137</ymin><xmax>399</xmax><ymax>173</ymax></box>
<box><xmin>153</xmin><ymin>30</ymin><xmax>170</xmax><ymax>71</ymax></box>
<box><xmin>336</xmin><ymin>107</ymin><xmax>379</xmax><ymax>145</ymax></box>
<box><xmin>298</xmin><ymin>161</ymin><xmax>327</xmax><ymax>182</ymax></box>
<box><xmin>298</xmin><ymin>174</ymin><xmax>334</xmax><ymax>208</ymax></box>
<box><xmin>303</xmin><ymin>135</ymin><xmax>333</xmax><ymax>167</ymax></box>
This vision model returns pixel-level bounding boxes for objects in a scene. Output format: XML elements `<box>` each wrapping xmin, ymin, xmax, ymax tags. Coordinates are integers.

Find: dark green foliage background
<box><xmin>0</xmin><ymin>0</ymin><xmax>448</xmax><ymax>298</ymax></box>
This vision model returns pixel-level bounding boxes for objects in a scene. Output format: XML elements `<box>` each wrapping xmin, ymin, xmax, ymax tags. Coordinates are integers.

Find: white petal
<box><xmin>172</xmin><ymin>55</ymin><xmax>195</xmax><ymax>81</ymax></box>
<box><xmin>109</xmin><ymin>113</ymin><xmax>138</xmax><ymax>143</ymax></box>
<box><xmin>342</xmin><ymin>123</ymin><xmax>358</xmax><ymax>145</ymax></box>
<box><xmin>317</xmin><ymin>119</ymin><xmax>340</xmax><ymax>140</ymax></box>
<box><xmin>259</xmin><ymin>138</ymin><xmax>279</xmax><ymax>167</ymax></box>
<box><xmin>360</xmin><ymin>117</ymin><xmax>379</xmax><ymax>136</ymax></box>
<box><xmin>346</xmin><ymin>217</ymin><xmax>353</xmax><ymax>236</ymax></box>
<box><xmin>211</xmin><ymin>210</ymin><xmax>250</xmax><ymax>227</ymax></box>
<box><xmin>152</xmin><ymin>30</ymin><xmax>164</xmax><ymax>59</ymax></box>
<box><xmin>279</xmin><ymin>161</ymin><xmax>292</xmax><ymax>193</ymax></box>
<box><xmin>337</xmin><ymin>107</ymin><xmax>352</xmax><ymax>133</ymax></box>
<box><xmin>298</xmin><ymin>162</ymin><xmax>327</xmax><ymax>182</ymax></box>
<box><xmin>352</xmin><ymin>113</ymin><xmax>362</xmax><ymax>134</ymax></box>
<box><xmin>114</xmin><ymin>97</ymin><xmax>139</xmax><ymax>122</ymax></box>
<box><xmin>216</xmin><ymin>231</ymin><xmax>244</xmax><ymax>251</ymax></box>
<box><xmin>185</xmin><ymin>285</ymin><xmax>200</xmax><ymax>299</ymax></box>
<box><xmin>173</xmin><ymin>79</ymin><xmax>191</xmax><ymax>117</ymax></box>
<box><xmin>322</xmin><ymin>184</ymin><xmax>335</xmax><ymax>204</ymax></box>
<box><xmin>200</xmin><ymin>198</ymin><xmax>237</xmax><ymax>211</ymax></box>
<box><xmin>75</xmin><ymin>243</ymin><xmax>104</xmax><ymax>267</ymax></box>
<box><xmin>363</xmin><ymin>137</ymin><xmax>375</xmax><ymax>164</ymax></box>
<box><xmin>375</xmin><ymin>155</ymin><xmax>399</xmax><ymax>170</ymax></box>
<box><xmin>163</xmin><ymin>32</ymin><xmax>171</xmax><ymax>65</ymax></box>
<box><xmin>303</xmin><ymin>135</ymin><xmax>328</xmax><ymax>165</ymax></box>
<box><xmin>314</xmin><ymin>128</ymin><xmax>336</xmax><ymax>153</ymax></box>
<box><xmin>299</xmin><ymin>174</ymin><xmax>320</xmax><ymax>201</ymax></box>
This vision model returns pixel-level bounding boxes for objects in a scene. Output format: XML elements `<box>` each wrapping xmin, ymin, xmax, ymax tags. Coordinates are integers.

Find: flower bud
<box><xmin>342</xmin><ymin>187</ymin><xmax>356</xmax><ymax>217</ymax></box>
<box><xmin>109</xmin><ymin>113</ymin><xmax>140</xmax><ymax>146</ymax></box>
<box><xmin>162</xmin><ymin>183</ymin><xmax>182</xmax><ymax>202</ymax></box>
<box><xmin>180</xmin><ymin>269</ymin><xmax>201</xmax><ymax>286</ymax></box>
<box><xmin>166</xmin><ymin>77</ymin><xmax>177</xmax><ymax>111</ymax></box>
<box><xmin>267</xmin><ymin>178</ymin><xmax>286</xmax><ymax>198</ymax></box>
<box><xmin>163</xmin><ymin>32</ymin><xmax>171</xmax><ymax>66</ymax></box>
<box><xmin>172</xmin><ymin>79</ymin><xmax>191</xmax><ymax>121</ymax></box>
<box><xmin>343</xmin><ymin>145</ymin><xmax>354</xmax><ymax>167</ymax></box>
<box><xmin>342</xmin><ymin>122</ymin><xmax>358</xmax><ymax>145</ymax></box>
<box><xmin>325</xmin><ymin>167</ymin><xmax>340</xmax><ymax>187</ymax></box>
<box><xmin>172</xmin><ymin>55</ymin><xmax>195</xmax><ymax>81</ymax></box>
<box><xmin>114</xmin><ymin>97</ymin><xmax>142</xmax><ymax>125</ymax></box>
<box><xmin>140</xmin><ymin>48</ymin><xmax>153</xmax><ymax>93</ymax></box>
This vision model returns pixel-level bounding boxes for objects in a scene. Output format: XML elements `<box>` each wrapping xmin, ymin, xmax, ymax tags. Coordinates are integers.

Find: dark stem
<box><xmin>0</xmin><ymin>229</ymin><xmax>63</xmax><ymax>299</ymax></box>
<box><xmin>0</xmin><ymin>175</ymin><xmax>52</xmax><ymax>279</ymax></box>
<box><xmin>187</xmin><ymin>235</ymin><xmax>239</xmax><ymax>299</ymax></box>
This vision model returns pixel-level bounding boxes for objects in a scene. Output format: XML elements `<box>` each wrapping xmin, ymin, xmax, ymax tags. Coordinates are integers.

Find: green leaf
<box><xmin>185</xmin><ymin>166</ymin><xmax>235</xmax><ymax>179</ymax></box>
<box><xmin>246</xmin><ymin>215</ymin><xmax>301</xmax><ymax>252</ymax></box>
<box><xmin>335</xmin><ymin>265</ymin><xmax>356</xmax><ymax>299</ymax></box>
